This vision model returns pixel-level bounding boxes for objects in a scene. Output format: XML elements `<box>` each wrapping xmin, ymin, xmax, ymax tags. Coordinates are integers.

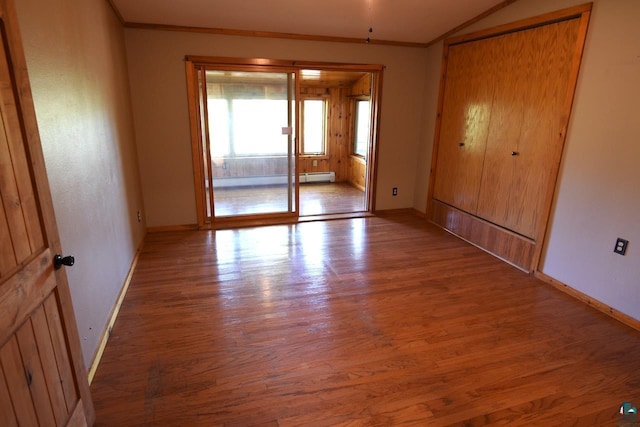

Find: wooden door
<box><xmin>476</xmin><ymin>18</ymin><xmax>581</xmax><ymax>238</ymax></box>
<box><xmin>432</xmin><ymin>37</ymin><xmax>497</xmax><ymax>214</ymax></box>
<box><xmin>0</xmin><ymin>1</ymin><xmax>94</xmax><ymax>425</ymax></box>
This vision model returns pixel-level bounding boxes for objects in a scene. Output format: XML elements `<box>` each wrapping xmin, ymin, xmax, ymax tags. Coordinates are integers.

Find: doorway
<box><xmin>298</xmin><ymin>68</ymin><xmax>373</xmax><ymax>217</ymax></box>
<box><xmin>186</xmin><ymin>57</ymin><xmax>382</xmax><ymax>227</ymax></box>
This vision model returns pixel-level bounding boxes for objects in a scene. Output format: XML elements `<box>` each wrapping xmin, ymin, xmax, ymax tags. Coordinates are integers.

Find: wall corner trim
<box><xmin>535</xmin><ymin>271</ymin><xmax>640</xmax><ymax>333</ymax></box>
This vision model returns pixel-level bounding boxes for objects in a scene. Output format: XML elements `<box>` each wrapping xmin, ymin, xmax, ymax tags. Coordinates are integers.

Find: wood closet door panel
<box><xmin>433</xmin><ymin>38</ymin><xmax>497</xmax><ymax>214</ymax></box>
<box><xmin>475</xmin><ymin>28</ymin><xmax>533</xmax><ymax>233</ymax></box>
<box><xmin>476</xmin><ymin>18</ymin><xmax>580</xmax><ymax>239</ymax></box>
<box><xmin>513</xmin><ymin>19</ymin><xmax>580</xmax><ymax>238</ymax></box>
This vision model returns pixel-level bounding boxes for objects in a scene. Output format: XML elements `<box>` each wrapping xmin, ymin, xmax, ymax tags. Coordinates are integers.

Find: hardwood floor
<box><xmin>213</xmin><ymin>182</ymin><xmax>365</xmax><ymax>217</ymax></box>
<box><xmin>299</xmin><ymin>182</ymin><xmax>365</xmax><ymax>216</ymax></box>
<box><xmin>91</xmin><ymin>213</ymin><xmax>640</xmax><ymax>426</ymax></box>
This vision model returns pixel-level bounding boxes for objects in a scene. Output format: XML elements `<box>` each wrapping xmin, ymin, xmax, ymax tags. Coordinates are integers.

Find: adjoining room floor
<box><xmin>91</xmin><ymin>213</ymin><xmax>640</xmax><ymax>426</ymax></box>
<box><xmin>213</xmin><ymin>182</ymin><xmax>365</xmax><ymax>217</ymax></box>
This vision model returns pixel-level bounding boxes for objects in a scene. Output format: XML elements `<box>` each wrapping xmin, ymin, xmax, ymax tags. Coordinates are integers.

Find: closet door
<box><xmin>432</xmin><ymin>38</ymin><xmax>497</xmax><ymax>214</ymax></box>
<box><xmin>476</xmin><ymin>18</ymin><xmax>581</xmax><ymax>238</ymax></box>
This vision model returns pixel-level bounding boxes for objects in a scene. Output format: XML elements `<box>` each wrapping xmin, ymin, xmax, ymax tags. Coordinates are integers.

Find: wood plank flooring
<box><xmin>213</xmin><ymin>182</ymin><xmax>365</xmax><ymax>217</ymax></box>
<box><xmin>90</xmin><ymin>213</ymin><xmax>640</xmax><ymax>426</ymax></box>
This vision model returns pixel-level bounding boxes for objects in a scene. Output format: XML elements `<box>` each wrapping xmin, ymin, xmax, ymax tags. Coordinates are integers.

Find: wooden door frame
<box><xmin>426</xmin><ymin>3</ymin><xmax>592</xmax><ymax>272</ymax></box>
<box><xmin>185</xmin><ymin>56</ymin><xmax>384</xmax><ymax>229</ymax></box>
<box><xmin>186</xmin><ymin>60</ymin><xmax>301</xmax><ymax>227</ymax></box>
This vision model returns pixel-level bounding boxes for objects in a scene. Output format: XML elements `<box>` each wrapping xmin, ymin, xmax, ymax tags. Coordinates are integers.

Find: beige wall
<box><xmin>15</xmin><ymin>0</ymin><xmax>146</xmax><ymax>366</ymax></box>
<box><xmin>124</xmin><ymin>30</ymin><xmax>429</xmax><ymax>226</ymax></box>
<box><xmin>416</xmin><ymin>0</ymin><xmax>640</xmax><ymax>321</ymax></box>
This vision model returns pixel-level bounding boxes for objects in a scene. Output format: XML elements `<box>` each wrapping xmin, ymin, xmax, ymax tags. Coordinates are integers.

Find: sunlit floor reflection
<box><xmin>212</xmin><ymin>182</ymin><xmax>365</xmax><ymax>217</ymax></box>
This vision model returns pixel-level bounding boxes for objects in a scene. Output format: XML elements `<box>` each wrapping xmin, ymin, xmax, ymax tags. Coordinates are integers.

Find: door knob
<box><xmin>54</xmin><ymin>254</ymin><xmax>75</xmax><ymax>270</ymax></box>
<box><xmin>511</xmin><ymin>151</ymin><xmax>519</xmax><ymax>156</ymax></box>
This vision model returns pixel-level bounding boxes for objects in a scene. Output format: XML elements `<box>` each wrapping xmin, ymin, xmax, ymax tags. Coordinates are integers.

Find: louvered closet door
<box><xmin>476</xmin><ymin>18</ymin><xmax>581</xmax><ymax>238</ymax></box>
<box><xmin>432</xmin><ymin>37</ymin><xmax>497</xmax><ymax>214</ymax></box>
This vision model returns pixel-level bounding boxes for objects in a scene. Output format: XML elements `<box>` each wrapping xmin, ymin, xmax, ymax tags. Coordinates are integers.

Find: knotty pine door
<box><xmin>0</xmin><ymin>0</ymin><xmax>94</xmax><ymax>425</ymax></box>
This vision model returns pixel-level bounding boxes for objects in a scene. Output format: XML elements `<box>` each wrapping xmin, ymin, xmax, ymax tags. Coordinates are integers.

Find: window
<box><xmin>301</xmin><ymin>98</ymin><xmax>327</xmax><ymax>156</ymax></box>
<box><xmin>208</xmin><ymin>98</ymin><xmax>289</xmax><ymax>157</ymax></box>
<box><xmin>354</xmin><ymin>99</ymin><xmax>370</xmax><ymax>158</ymax></box>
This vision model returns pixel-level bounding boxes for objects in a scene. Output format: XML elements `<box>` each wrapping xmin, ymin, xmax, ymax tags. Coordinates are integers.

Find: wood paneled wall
<box><xmin>346</xmin><ymin>74</ymin><xmax>371</xmax><ymax>189</ymax></box>
<box><xmin>350</xmin><ymin>73</ymin><xmax>371</xmax><ymax>97</ymax></box>
<box><xmin>299</xmin><ymin>86</ymin><xmax>351</xmax><ymax>181</ymax></box>
<box><xmin>211</xmin><ymin>157</ymin><xmax>288</xmax><ymax>178</ymax></box>
<box><xmin>349</xmin><ymin>155</ymin><xmax>366</xmax><ymax>191</ymax></box>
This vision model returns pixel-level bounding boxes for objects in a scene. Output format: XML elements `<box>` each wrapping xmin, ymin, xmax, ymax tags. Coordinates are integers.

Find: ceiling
<box><xmin>205</xmin><ymin>69</ymin><xmax>368</xmax><ymax>88</ymax></box>
<box><xmin>110</xmin><ymin>0</ymin><xmax>510</xmax><ymax>46</ymax></box>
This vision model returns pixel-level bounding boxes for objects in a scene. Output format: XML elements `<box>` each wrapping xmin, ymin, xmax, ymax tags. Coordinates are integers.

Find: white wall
<box><xmin>15</xmin><ymin>0</ymin><xmax>146</xmax><ymax>366</ymax></box>
<box><xmin>413</xmin><ymin>43</ymin><xmax>443</xmax><ymax>212</ymax></box>
<box><xmin>124</xmin><ymin>30</ymin><xmax>429</xmax><ymax>227</ymax></box>
<box><xmin>415</xmin><ymin>0</ymin><xmax>640</xmax><ymax>320</ymax></box>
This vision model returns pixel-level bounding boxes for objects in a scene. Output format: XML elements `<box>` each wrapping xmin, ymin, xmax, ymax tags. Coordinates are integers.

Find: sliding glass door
<box><xmin>196</xmin><ymin>68</ymin><xmax>298</xmax><ymax>221</ymax></box>
<box><xmin>187</xmin><ymin>58</ymin><xmax>384</xmax><ymax>228</ymax></box>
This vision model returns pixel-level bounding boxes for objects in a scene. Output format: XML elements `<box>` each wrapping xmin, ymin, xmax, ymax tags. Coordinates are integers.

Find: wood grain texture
<box><xmin>432</xmin><ymin>37</ymin><xmax>495</xmax><ymax>214</ymax></box>
<box><xmin>477</xmin><ymin>18</ymin><xmax>580</xmax><ymax>239</ymax></box>
<box><xmin>0</xmin><ymin>42</ymin><xmax>38</xmax><ymax>275</ymax></box>
<box><xmin>0</xmin><ymin>337</ymin><xmax>39</xmax><ymax>426</ymax></box>
<box><xmin>298</xmin><ymin>87</ymin><xmax>351</xmax><ymax>181</ymax></box>
<box><xmin>0</xmin><ymin>33</ymin><xmax>43</xmax><ymax>260</ymax></box>
<box><xmin>0</xmin><ymin>366</ymin><xmax>17</xmax><ymax>427</ymax></box>
<box><xmin>213</xmin><ymin>182</ymin><xmax>365</xmax><ymax>217</ymax></box>
<box><xmin>91</xmin><ymin>213</ymin><xmax>640</xmax><ymax>425</ymax></box>
<box><xmin>31</xmin><ymin>305</ymin><xmax>70</xmax><ymax>423</ymax></box>
<box><xmin>429</xmin><ymin>199</ymin><xmax>535</xmax><ymax>271</ymax></box>
<box><xmin>43</xmin><ymin>293</ymin><xmax>80</xmax><ymax>412</ymax></box>
<box><xmin>535</xmin><ymin>271</ymin><xmax>640</xmax><ymax>333</ymax></box>
<box><xmin>186</xmin><ymin>61</ymin><xmax>207</xmax><ymax>226</ymax></box>
<box><xmin>0</xmin><ymin>293</ymin><xmax>82</xmax><ymax>426</ymax></box>
<box><xmin>474</xmin><ymin>28</ymin><xmax>529</xmax><ymax>233</ymax></box>
<box><xmin>0</xmin><ymin>249</ymin><xmax>56</xmax><ymax>348</ymax></box>
<box><xmin>532</xmin><ymin>10</ymin><xmax>592</xmax><ymax>270</ymax></box>
<box><xmin>444</xmin><ymin>3</ymin><xmax>592</xmax><ymax>46</ymax></box>
<box><xmin>0</xmin><ymin>1</ymin><xmax>94</xmax><ymax>423</ymax></box>
<box><xmin>425</xmin><ymin>0</ymin><xmax>519</xmax><ymax>47</ymax></box>
<box><xmin>66</xmin><ymin>400</ymin><xmax>89</xmax><ymax>427</ymax></box>
<box><xmin>430</xmin><ymin>7</ymin><xmax>590</xmax><ymax>277</ymax></box>
<box><xmin>302</xmin><ymin>70</ymin><xmax>367</xmax><ymax>89</ymax></box>
<box><xmin>349</xmin><ymin>155</ymin><xmax>366</xmax><ymax>191</ymax></box>
<box><xmin>15</xmin><ymin>320</ymin><xmax>56</xmax><ymax>427</ymax></box>
<box><xmin>88</xmin><ymin>239</ymin><xmax>145</xmax><ymax>384</ymax></box>
<box><xmin>349</xmin><ymin>73</ymin><xmax>371</xmax><ymax>96</ymax></box>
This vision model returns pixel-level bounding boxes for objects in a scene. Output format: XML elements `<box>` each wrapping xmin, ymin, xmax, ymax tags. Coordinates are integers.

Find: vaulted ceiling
<box><xmin>110</xmin><ymin>0</ymin><xmax>511</xmax><ymax>46</ymax></box>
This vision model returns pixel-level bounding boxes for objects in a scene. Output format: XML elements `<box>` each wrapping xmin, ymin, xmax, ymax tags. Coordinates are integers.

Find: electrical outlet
<box><xmin>614</xmin><ymin>238</ymin><xmax>628</xmax><ymax>255</ymax></box>
<box><xmin>137</xmin><ymin>210</ymin><xmax>142</xmax><ymax>223</ymax></box>
<box><xmin>392</xmin><ymin>187</ymin><xmax>398</xmax><ymax>196</ymax></box>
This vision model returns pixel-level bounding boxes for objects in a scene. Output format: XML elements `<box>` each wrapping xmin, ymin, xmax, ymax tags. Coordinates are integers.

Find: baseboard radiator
<box><xmin>213</xmin><ymin>171</ymin><xmax>335</xmax><ymax>188</ymax></box>
<box><xmin>300</xmin><ymin>172</ymin><xmax>335</xmax><ymax>183</ymax></box>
